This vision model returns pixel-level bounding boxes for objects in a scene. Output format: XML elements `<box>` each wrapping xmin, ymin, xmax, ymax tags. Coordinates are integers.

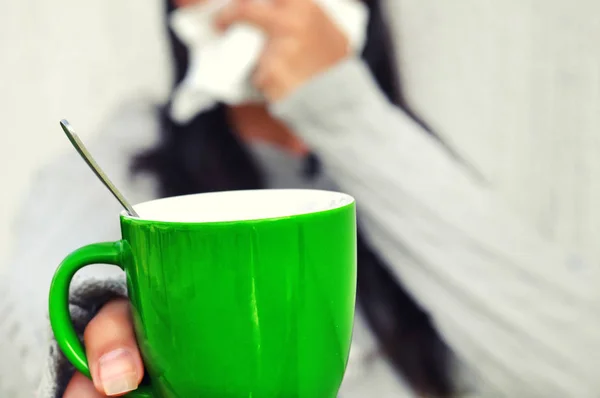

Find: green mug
<box><xmin>49</xmin><ymin>189</ymin><xmax>357</xmax><ymax>397</ymax></box>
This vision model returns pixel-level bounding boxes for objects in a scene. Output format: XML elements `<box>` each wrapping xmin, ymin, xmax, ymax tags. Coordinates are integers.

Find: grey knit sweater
<box><xmin>2</xmin><ymin>58</ymin><xmax>600</xmax><ymax>398</ymax></box>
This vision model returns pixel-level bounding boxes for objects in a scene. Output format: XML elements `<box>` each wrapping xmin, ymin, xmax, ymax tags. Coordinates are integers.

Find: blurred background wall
<box><xmin>1</xmin><ymin>0</ymin><xmax>600</xmax><ymax>267</ymax></box>
<box><xmin>388</xmin><ymin>0</ymin><xmax>600</xmax><ymax>263</ymax></box>
<box><xmin>0</xmin><ymin>0</ymin><xmax>169</xmax><ymax>260</ymax></box>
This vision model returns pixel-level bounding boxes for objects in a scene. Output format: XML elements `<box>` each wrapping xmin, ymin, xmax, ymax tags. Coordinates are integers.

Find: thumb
<box><xmin>83</xmin><ymin>298</ymin><xmax>144</xmax><ymax>396</ymax></box>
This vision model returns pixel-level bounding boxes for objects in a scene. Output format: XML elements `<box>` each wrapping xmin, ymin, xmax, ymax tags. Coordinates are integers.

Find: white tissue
<box><xmin>169</xmin><ymin>0</ymin><xmax>369</xmax><ymax>124</ymax></box>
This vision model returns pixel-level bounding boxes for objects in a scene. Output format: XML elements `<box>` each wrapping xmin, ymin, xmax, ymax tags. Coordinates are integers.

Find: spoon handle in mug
<box><xmin>59</xmin><ymin>119</ymin><xmax>139</xmax><ymax>217</ymax></box>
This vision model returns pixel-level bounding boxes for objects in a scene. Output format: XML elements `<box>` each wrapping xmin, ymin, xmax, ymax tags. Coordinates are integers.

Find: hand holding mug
<box><xmin>62</xmin><ymin>299</ymin><xmax>144</xmax><ymax>397</ymax></box>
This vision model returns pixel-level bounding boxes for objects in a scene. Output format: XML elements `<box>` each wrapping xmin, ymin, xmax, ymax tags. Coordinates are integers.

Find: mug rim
<box><xmin>120</xmin><ymin>189</ymin><xmax>355</xmax><ymax>226</ymax></box>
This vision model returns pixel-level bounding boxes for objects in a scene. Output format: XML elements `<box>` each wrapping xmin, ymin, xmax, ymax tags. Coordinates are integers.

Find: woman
<box><xmin>2</xmin><ymin>0</ymin><xmax>599</xmax><ymax>397</ymax></box>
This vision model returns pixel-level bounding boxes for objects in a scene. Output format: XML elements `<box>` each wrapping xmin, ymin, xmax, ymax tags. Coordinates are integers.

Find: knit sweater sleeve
<box><xmin>270</xmin><ymin>58</ymin><xmax>600</xmax><ymax>396</ymax></box>
<box><xmin>0</xmin><ymin>101</ymin><xmax>159</xmax><ymax>398</ymax></box>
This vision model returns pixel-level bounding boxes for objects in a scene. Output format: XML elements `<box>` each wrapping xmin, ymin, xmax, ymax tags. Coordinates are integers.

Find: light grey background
<box><xmin>0</xmin><ymin>0</ymin><xmax>169</xmax><ymax>260</ymax></box>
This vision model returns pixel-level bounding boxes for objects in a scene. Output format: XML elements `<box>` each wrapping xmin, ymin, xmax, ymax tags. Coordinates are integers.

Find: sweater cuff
<box><xmin>38</xmin><ymin>276</ymin><xmax>128</xmax><ymax>398</ymax></box>
<box><xmin>269</xmin><ymin>57</ymin><xmax>389</xmax><ymax>131</ymax></box>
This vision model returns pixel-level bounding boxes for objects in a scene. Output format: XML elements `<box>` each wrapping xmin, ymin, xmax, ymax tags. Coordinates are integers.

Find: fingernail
<box><xmin>98</xmin><ymin>348</ymin><xmax>138</xmax><ymax>396</ymax></box>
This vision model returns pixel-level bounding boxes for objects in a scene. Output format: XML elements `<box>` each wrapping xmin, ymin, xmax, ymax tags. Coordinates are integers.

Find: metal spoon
<box><xmin>59</xmin><ymin>119</ymin><xmax>139</xmax><ymax>217</ymax></box>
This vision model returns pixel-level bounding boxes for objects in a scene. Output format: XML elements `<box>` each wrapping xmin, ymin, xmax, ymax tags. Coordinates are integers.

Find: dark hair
<box><xmin>133</xmin><ymin>0</ymin><xmax>454</xmax><ymax>395</ymax></box>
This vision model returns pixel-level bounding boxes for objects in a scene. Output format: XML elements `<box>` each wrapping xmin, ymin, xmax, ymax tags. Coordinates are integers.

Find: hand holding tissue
<box><xmin>169</xmin><ymin>0</ymin><xmax>369</xmax><ymax>124</ymax></box>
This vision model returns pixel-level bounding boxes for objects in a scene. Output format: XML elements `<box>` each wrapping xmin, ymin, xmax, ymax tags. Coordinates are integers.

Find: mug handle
<box><xmin>48</xmin><ymin>241</ymin><xmax>154</xmax><ymax>398</ymax></box>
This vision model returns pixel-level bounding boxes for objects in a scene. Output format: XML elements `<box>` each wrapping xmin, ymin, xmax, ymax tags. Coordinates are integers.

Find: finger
<box><xmin>216</xmin><ymin>1</ymin><xmax>280</xmax><ymax>33</ymax></box>
<box><xmin>252</xmin><ymin>43</ymin><xmax>277</xmax><ymax>90</ymax></box>
<box><xmin>84</xmin><ymin>298</ymin><xmax>144</xmax><ymax>396</ymax></box>
<box><xmin>174</xmin><ymin>0</ymin><xmax>208</xmax><ymax>6</ymax></box>
<box><xmin>63</xmin><ymin>372</ymin><xmax>104</xmax><ymax>398</ymax></box>
<box><xmin>253</xmin><ymin>38</ymin><xmax>296</xmax><ymax>84</ymax></box>
<box><xmin>253</xmin><ymin>48</ymin><xmax>289</xmax><ymax>101</ymax></box>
